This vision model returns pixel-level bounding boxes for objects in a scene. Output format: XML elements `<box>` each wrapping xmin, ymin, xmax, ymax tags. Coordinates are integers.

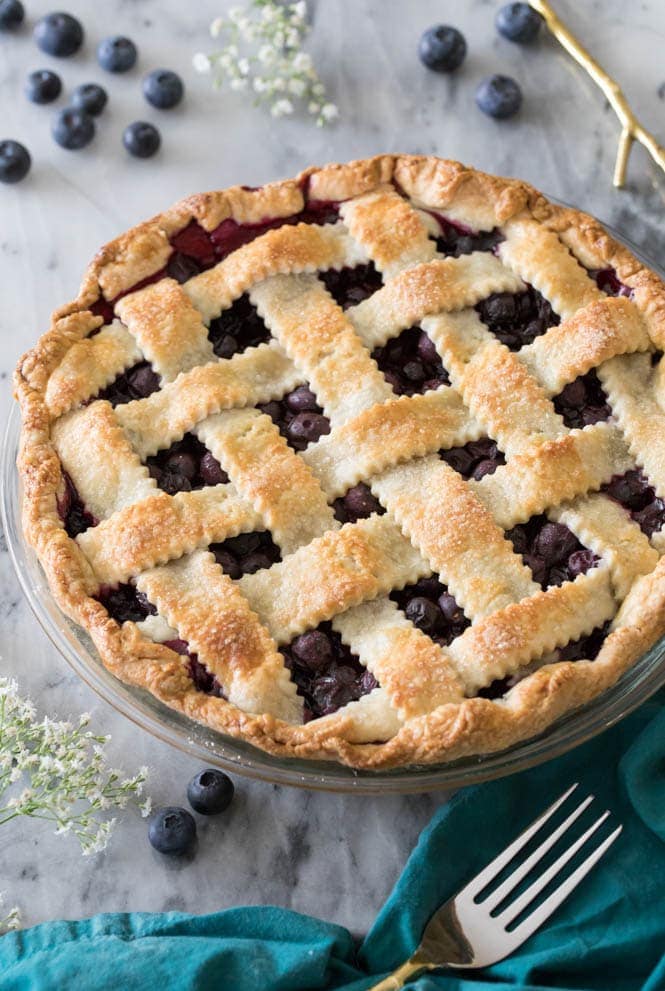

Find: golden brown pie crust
<box><xmin>14</xmin><ymin>155</ymin><xmax>665</xmax><ymax>769</ymax></box>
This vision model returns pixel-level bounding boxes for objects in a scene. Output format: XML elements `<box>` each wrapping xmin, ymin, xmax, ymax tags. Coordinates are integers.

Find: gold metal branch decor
<box><xmin>529</xmin><ymin>0</ymin><xmax>665</xmax><ymax>188</ymax></box>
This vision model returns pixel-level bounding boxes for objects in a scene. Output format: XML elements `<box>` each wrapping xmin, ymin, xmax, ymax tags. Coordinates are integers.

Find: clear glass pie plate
<box><xmin>4</xmin><ymin>223</ymin><xmax>665</xmax><ymax>794</ymax></box>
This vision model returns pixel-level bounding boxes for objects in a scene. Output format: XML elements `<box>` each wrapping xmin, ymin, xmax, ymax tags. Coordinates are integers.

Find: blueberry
<box><xmin>496</xmin><ymin>3</ymin><xmax>543</xmax><ymax>43</ymax></box>
<box><xmin>123</xmin><ymin>121</ymin><xmax>160</xmax><ymax>159</ymax></box>
<box><xmin>187</xmin><ymin>769</ymin><xmax>235</xmax><ymax>815</ymax></box>
<box><xmin>25</xmin><ymin>69</ymin><xmax>62</xmax><ymax>104</ymax></box>
<box><xmin>418</xmin><ymin>25</ymin><xmax>467</xmax><ymax>72</ymax></box>
<box><xmin>199</xmin><ymin>451</ymin><xmax>227</xmax><ymax>486</ymax></box>
<box><xmin>285</xmin><ymin>385</ymin><xmax>318</xmax><ymax>412</ymax></box>
<box><xmin>71</xmin><ymin>83</ymin><xmax>107</xmax><ymax>116</ymax></box>
<box><xmin>148</xmin><ymin>806</ymin><xmax>196</xmax><ymax>855</ymax></box>
<box><xmin>52</xmin><ymin>107</ymin><xmax>95</xmax><ymax>149</ymax></box>
<box><xmin>342</xmin><ymin>483</ymin><xmax>381</xmax><ymax>521</ymax></box>
<box><xmin>0</xmin><ymin>0</ymin><xmax>24</xmax><ymax>30</ymax></box>
<box><xmin>476</xmin><ymin>74</ymin><xmax>523</xmax><ymax>119</ymax></box>
<box><xmin>286</xmin><ymin>411</ymin><xmax>330</xmax><ymax>447</ymax></box>
<box><xmin>97</xmin><ymin>35</ymin><xmax>137</xmax><ymax>73</ymax></box>
<box><xmin>34</xmin><ymin>12</ymin><xmax>84</xmax><ymax>57</ymax></box>
<box><xmin>292</xmin><ymin>630</ymin><xmax>333</xmax><ymax>671</ymax></box>
<box><xmin>405</xmin><ymin>596</ymin><xmax>441</xmax><ymax>633</ymax></box>
<box><xmin>143</xmin><ymin>68</ymin><xmax>184</xmax><ymax>110</ymax></box>
<box><xmin>0</xmin><ymin>140</ymin><xmax>30</xmax><ymax>183</ymax></box>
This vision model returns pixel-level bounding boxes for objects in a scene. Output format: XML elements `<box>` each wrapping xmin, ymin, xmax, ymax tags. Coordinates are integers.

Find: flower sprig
<box><xmin>0</xmin><ymin>677</ymin><xmax>150</xmax><ymax>856</ymax></box>
<box><xmin>193</xmin><ymin>1</ymin><xmax>338</xmax><ymax>126</ymax></box>
<box><xmin>0</xmin><ymin>893</ymin><xmax>21</xmax><ymax>935</ymax></box>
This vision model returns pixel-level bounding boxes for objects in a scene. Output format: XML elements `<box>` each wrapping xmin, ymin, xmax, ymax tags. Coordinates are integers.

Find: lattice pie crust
<box><xmin>14</xmin><ymin>155</ymin><xmax>665</xmax><ymax>769</ymax></box>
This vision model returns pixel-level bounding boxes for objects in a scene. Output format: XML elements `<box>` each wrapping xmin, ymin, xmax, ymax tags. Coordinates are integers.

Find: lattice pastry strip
<box><xmin>471</xmin><ymin>423</ymin><xmax>634</xmax><ymax>530</ymax></box>
<box><xmin>371</xmin><ymin>456</ymin><xmax>538</xmax><ymax>620</ymax></box>
<box><xmin>333</xmin><ymin>598</ymin><xmax>465</xmax><ymax>719</ymax></box>
<box><xmin>46</xmin><ymin>321</ymin><xmax>142</xmax><ymax>417</ymax></box>
<box><xmin>183</xmin><ymin>221</ymin><xmax>369</xmax><ymax>323</ymax></box>
<box><xmin>340</xmin><ymin>186</ymin><xmax>436</xmax><ymax>276</ymax></box>
<box><xmin>518</xmin><ymin>297</ymin><xmax>650</xmax><ymax>396</ymax></box>
<box><xmin>347</xmin><ymin>253</ymin><xmax>525</xmax><ymax>351</ymax></box>
<box><xmin>449</xmin><ymin>566</ymin><xmax>616</xmax><ymax>692</ymax></box>
<box><xmin>52</xmin><ymin>402</ymin><xmax>156</xmax><ymax>520</ymax></box>
<box><xmin>250</xmin><ymin>272</ymin><xmax>393</xmax><ymax>425</ymax></box>
<box><xmin>549</xmin><ymin>493</ymin><xmax>658</xmax><ymax>600</ymax></box>
<box><xmin>115</xmin><ymin>342</ymin><xmax>301</xmax><ymax>459</ymax></box>
<box><xmin>115</xmin><ymin>279</ymin><xmax>214</xmax><ymax>382</ymax></box>
<box><xmin>136</xmin><ymin>550</ymin><xmax>301</xmax><ymax>722</ymax></box>
<box><xmin>195</xmin><ymin>407</ymin><xmax>336</xmax><ymax>554</ymax></box>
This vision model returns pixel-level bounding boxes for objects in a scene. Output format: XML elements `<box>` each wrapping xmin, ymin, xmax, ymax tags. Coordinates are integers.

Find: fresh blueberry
<box><xmin>418</xmin><ymin>24</ymin><xmax>467</xmax><ymax>72</ymax></box>
<box><xmin>476</xmin><ymin>74</ymin><xmax>523</xmax><ymax>119</ymax></box>
<box><xmin>25</xmin><ymin>69</ymin><xmax>62</xmax><ymax>104</ymax></box>
<box><xmin>97</xmin><ymin>35</ymin><xmax>137</xmax><ymax>73</ymax></box>
<box><xmin>34</xmin><ymin>12</ymin><xmax>84</xmax><ymax>57</ymax></box>
<box><xmin>187</xmin><ymin>768</ymin><xmax>235</xmax><ymax>815</ymax></box>
<box><xmin>0</xmin><ymin>140</ymin><xmax>31</xmax><ymax>183</ymax></box>
<box><xmin>52</xmin><ymin>107</ymin><xmax>95</xmax><ymax>149</ymax></box>
<box><xmin>148</xmin><ymin>806</ymin><xmax>197</xmax><ymax>855</ymax></box>
<box><xmin>496</xmin><ymin>3</ymin><xmax>543</xmax><ymax>43</ymax></box>
<box><xmin>0</xmin><ymin>0</ymin><xmax>24</xmax><ymax>30</ymax></box>
<box><xmin>123</xmin><ymin>121</ymin><xmax>160</xmax><ymax>159</ymax></box>
<box><xmin>71</xmin><ymin>82</ymin><xmax>107</xmax><ymax>116</ymax></box>
<box><xmin>142</xmin><ymin>68</ymin><xmax>184</xmax><ymax>109</ymax></box>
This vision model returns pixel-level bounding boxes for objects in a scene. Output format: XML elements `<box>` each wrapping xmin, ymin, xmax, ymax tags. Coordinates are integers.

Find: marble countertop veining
<box><xmin>1</xmin><ymin>0</ymin><xmax>664</xmax><ymax>937</ymax></box>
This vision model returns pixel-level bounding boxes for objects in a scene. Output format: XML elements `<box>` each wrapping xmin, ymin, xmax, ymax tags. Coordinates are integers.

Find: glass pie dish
<box><xmin>4</xmin><ymin>219</ymin><xmax>665</xmax><ymax>794</ymax></box>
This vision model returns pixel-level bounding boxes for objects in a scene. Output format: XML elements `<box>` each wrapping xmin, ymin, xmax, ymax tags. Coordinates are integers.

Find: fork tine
<box><xmin>480</xmin><ymin>794</ymin><xmax>594</xmax><ymax>913</ymax></box>
<box><xmin>497</xmin><ymin>809</ymin><xmax>610</xmax><ymax>925</ymax></box>
<box><xmin>510</xmin><ymin>823</ymin><xmax>623</xmax><ymax>940</ymax></box>
<box><xmin>462</xmin><ymin>783</ymin><xmax>579</xmax><ymax>899</ymax></box>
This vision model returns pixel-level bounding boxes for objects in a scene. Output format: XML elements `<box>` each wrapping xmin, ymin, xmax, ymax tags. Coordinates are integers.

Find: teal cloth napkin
<box><xmin>1</xmin><ymin>695</ymin><xmax>663</xmax><ymax>991</ymax></box>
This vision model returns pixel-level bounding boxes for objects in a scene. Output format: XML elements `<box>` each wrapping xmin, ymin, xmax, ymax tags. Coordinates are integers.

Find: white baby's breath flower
<box><xmin>0</xmin><ymin>893</ymin><xmax>21</xmax><ymax>935</ymax></box>
<box><xmin>193</xmin><ymin>52</ymin><xmax>212</xmax><ymax>74</ymax></box>
<box><xmin>200</xmin><ymin>1</ymin><xmax>336</xmax><ymax>126</ymax></box>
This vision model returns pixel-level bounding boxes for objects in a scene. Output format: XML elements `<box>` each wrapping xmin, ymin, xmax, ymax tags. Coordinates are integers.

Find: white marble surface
<box><xmin>1</xmin><ymin>0</ymin><xmax>664</xmax><ymax>937</ymax></box>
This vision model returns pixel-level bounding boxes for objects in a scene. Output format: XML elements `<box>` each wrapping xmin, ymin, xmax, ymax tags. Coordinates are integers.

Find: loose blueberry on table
<box><xmin>34</xmin><ymin>11</ymin><xmax>84</xmax><ymax>57</ymax></box>
<box><xmin>25</xmin><ymin>69</ymin><xmax>62</xmax><ymax>105</ymax></box>
<box><xmin>143</xmin><ymin>68</ymin><xmax>184</xmax><ymax>109</ymax></box>
<box><xmin>418</xmin><ymin>24</ymin><xmax>467</xmax><ymax>72</ymax></box>
<box><xmin>52</xmin><ymin>107</ymin><xmax>95</xmax><ymax>150</ymax></box>
<box><xmin>148</xmin><ymin>806</ymin><xmax>197</xmax><ymax>856</ymax></box>
<box><xmin>97</xmin><ymin>35</ymin><xmax>137</xmax><ymax>73</ymax></box>
<box><xmin>71</xmin><ymin>83</ymin><xmax>108</xmax><ymax>117</ymax></box>
<box><xmin>123</xmin><ymin>121</ymin><xmax>161</xmax><ymax>159</ymax></box>
<box><xmin>0</xmin><ymin>139</ymin><xmax>31</xmax><ymax>183</ymax></box>
<box><xmin>0</xmin><ymin>0</ymin><xmax>24</xmax><ymax>30</ymax></box>
<box><xmin>476</xmin><ymin>74</ymin><xmax>523</xmax><ymax>119</ymax></box>
<box><xmin>187</xmin><ymin>769</ymin><xmax>235</xmax><ymax>815</ymax></box>
<box><xmin>496</xmin><ymin>2</ymin><xmax>544</xmax><ymax>43</ymax></box>
<box><xmin>283</xmin><ymin>624</ymin><xmax>378</xmax><ymax>721</ymax></box>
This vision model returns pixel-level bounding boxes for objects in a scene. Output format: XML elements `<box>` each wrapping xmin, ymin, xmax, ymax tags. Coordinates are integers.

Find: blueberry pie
<box><xmin>15</xmin><ymin>155</ymin><xmax>665</xmax><ymax>768</ymax></box>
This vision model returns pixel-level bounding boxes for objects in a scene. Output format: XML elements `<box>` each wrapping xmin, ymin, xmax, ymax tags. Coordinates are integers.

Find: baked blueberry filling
<box><xmin>476</xmin><ymin>287</ymin><xmax>559</xmax><ymax>350</ymax></box>
<box><xmin>146</xmin><ymin>434</ymin><xmax>228</xmax><ymax>494</ymax></box>
<box><xmin>258</xmin><ymin>385</ymin><xmax>331</xmax><ymax>451</ymax></box>
<box><xmin>97</xmin><ymin>360</ymin><xmax>161</xmax><ymax>406</ymax></box>
<box><xmin>57</xmin><ymin>471</ymin><xmax>97</xmax><ymax>537</ymax></box>
<box><xmin>207</xmin><ymin>294</ymin><xmax>271</xmax><ymax>358</ymax></box>
<box><xmin>390</xmin><ymin>575</ymin><xmax>470</xmax><ymax>647</ymax></box>
<box><xmin>372</xmin><ymin>327</ymin><xmax>450</xmax><ymax>396</ymax></box>
<box><xmin>553</xmin><ymin>370</ymin><xmax>611</xmax><ymax>428</ymax></box>
<box><xmin>210</xmin><ymin>530</ymin><xmax>281</xmax><ymax>578</ymax></box>
<box><xmin>161</xmin><ymin>639</ymin><xmax>226</xmax><ymax>698</ymax></box>
<box><xmin>97</xmin><ymin>582</ymin><xmax>157</xmax><ymax>623</ymax></box>
<box><xmin>440</xmin><ymin>437</ymin><xmax>505</xmax><ymax>481</ymax></box>
<box><xmin>427</xmin><ymin>210</ymin><xmax>504</xmax><ymax>257</ymax></box>
<box><xmin>89</xmin><ymin>202</ymin><xmax>341</xmax><ymax>325</ymax></box>
<box><xmin>507</xmin><ymin>516</ymin><xmax>599</xmax><ymax>589</ymax></box>
<box><xmin>601</xmin><ymin>470</ymin><xmax>665</xmax><ymax>537</ymax></box>
<box><xmin>332</xmin><ymin>483</ymin><xmax>385</xmax><ymax>524</ymax></box>
<box><xmin>320</xmin><ymin>262</ymin><xmax>383</xmax><ymax>309</ymax></box>
<box><xmin>477</xmin><ymin>621</ymin><xmax>611</xmax><ymax>700</ymax></box>
<box><xmin>282</xmin><ymin>622</ymin><xmax>378</xmax><ymax>720</ymax></box>
<box><xmin>589</xmin><ymin>267</ymin><xmax>632</xmax><ymax>298</ymax></box>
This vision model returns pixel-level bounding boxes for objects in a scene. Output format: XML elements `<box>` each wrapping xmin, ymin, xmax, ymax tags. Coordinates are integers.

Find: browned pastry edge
<box><xmin>14</xmin><ymin>154</ymin><xmax>665</xmax><ymax>770</ymax></box>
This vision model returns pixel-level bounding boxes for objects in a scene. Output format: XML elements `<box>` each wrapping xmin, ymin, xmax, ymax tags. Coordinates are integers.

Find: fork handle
<box><xmin>365</xmin><ymin>957</ymin><xmax>435</xmax><ymax>990</ymax></box>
